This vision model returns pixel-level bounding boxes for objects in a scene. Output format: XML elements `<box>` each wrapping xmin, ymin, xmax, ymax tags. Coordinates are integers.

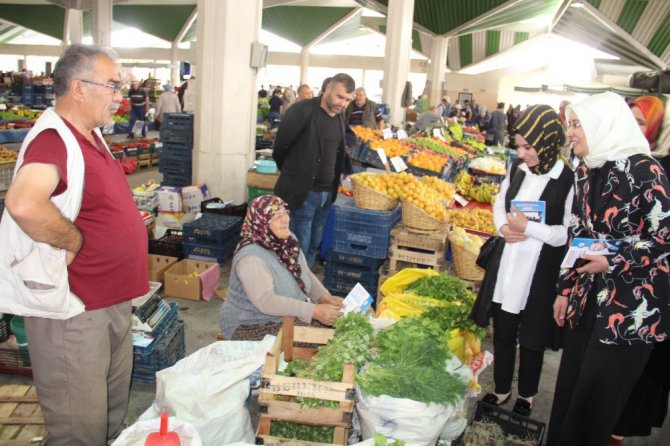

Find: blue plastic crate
<box><xmin>132</xmin><ymin>319</ymin><xmax>185</xmax><ymax>384</ymax></box>
<box><xmin>326</xmin><ymin>250</ymin><xmax>384</xmax><ymax>271</ymax></box>
<box><xmin>183</xmin><ymin>214</ymin><xmax>242</xmax><ymax>244</ymax></box>
<box><xmin>183</xmin><ymin>236</ymin><xmax>240</xmax><ymax>264</ymax></box>
<box><xmin>159</xmin><ymin>158</ymin><xmax>191</xmax><ymax>175</ymax></box>
<box><xmin>160</xmin><ymin>126</ymin><xmax>193</xmax><ymax>145</ymax></box>
<box><xmin>161</xmin><ymin>174</ymin><xmax>192</xmax><ymax>187</ymax></box>
<box><xmin>323</xmin><ymin>274</ymin><xmax>378</xmax><ymax>298</ymax></box>
<box><xmin>324</xmin><ymin>262</ymin><xmax>380</xmax><ymax>282</ymax></box>
<box><xmin>163</xmin><ymin>113</ymin><xmax>194</xmax><ymax>128</ymax></box>
<box><xmin>133</xmin><ymin>303</ymin><xmax>179</xmax><ymax>366</ymax></box>
<box><xmin>331</xmin><ymin>199</ymin><xmax>401</xmax><ymax>259</ymax></box>
<box><xmin>352</xmin><ymin>141</ymin><xmax>388</xmax><ymax>170</ymax></box>
<box><xmin>162</xmin><ymin>143</ymin><xmax>192</xmax><ymax>158</ymax></box>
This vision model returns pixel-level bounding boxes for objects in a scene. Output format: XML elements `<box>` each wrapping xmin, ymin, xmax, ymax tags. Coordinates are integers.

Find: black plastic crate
<box><xmin>133</xmin><ymin>307</ymin><xmax>180</xmax><ymax>366</ymax></box>
<box><xmin>183</xmin><ymin>213</ymin><xmax>242</xmax><ymax>244</ymax></box>
<box><xmin>201</xmin><ymin>198</ymin><xmax>249</xmax><ymax>218</ymax></box>
<box><xmin>454</xmin><ymin>401</ymin><xmax>546</xmax><ymax>446</ymax></box>
<box><xmin>162</xmin><ymin>143</ymin><xmax>192</xmax><ymax>161</ymax></box>
<box><xmin>324</xmin><ymin>262</ymin><xmax>380</xmax><ymax>282</ymax></box>
<box><xmin>323</xmin><ymin>273</ymin><xmax>378</xmax><ymax>298</ymax></box>
<box><xmin>403</xmin><ymin>156</ymin><xmax>455</xmax><ymax>181</ymax></box>
<box><xmin>0</xmin><ymin>348</ymin><xmax>32</xmax><ymax>376</ymax></box>
<box><xmin>149</xmin><ymin>229</ymin><xmax>184</xmax><ymax>259</ymax></box>
<box><xmin>159</xmin><ymin>157</ymin><xmax>191</xmax><ymax>175</ymax></box>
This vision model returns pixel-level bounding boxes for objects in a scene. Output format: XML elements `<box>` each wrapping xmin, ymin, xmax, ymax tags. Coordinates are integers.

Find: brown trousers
<box><xmin>24</xmin><ymin>300</ymin><xmax>133</xmax><ymax>446</ymax></box>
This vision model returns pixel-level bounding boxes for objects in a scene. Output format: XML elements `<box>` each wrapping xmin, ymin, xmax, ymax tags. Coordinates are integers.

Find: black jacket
<box><xmin>273</xmin><ymin>97</ymin><xmax>349</xmax><ymax>209</ymax></box>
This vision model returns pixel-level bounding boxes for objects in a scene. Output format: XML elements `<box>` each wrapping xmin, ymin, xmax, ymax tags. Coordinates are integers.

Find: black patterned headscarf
<box><xmin>236</xmin><ymin>195</ymin><xmax>306</xmax><ymax>293</ymax></box>
<box><xmin>513</xmin><ymin>104</ymin><xmax>565</xmax><ymax>175</ymax></box>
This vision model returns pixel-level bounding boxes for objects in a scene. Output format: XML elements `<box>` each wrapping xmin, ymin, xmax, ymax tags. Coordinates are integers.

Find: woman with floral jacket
<box><xmin>547</xmin><ymin>92</ymin><xmax>670</xmax><ymax>446</ymax></box>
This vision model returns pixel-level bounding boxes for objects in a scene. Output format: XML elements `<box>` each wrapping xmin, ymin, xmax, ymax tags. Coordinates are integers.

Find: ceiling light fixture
<box><xmin>570</xmin><ymin>0</ymin><xmax>585</xmax><ymax>8</ymax></box>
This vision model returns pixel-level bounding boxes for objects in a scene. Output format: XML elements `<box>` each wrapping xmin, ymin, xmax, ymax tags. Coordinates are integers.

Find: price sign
<box><xmin>0</xmin><ymin>104</ymin><xmax>6</xmax><ymax>111</ymax></box>
<box><xmin>486</xmin><ymin>147</ymin><xmax>494</xmax><ymax>155</ymax></box>
<box><xmin>375</xmin><ymin>148</ymin><xmax>389</xmax><ymax>165</ymax></box>
<box><xmin>390</xmin><ymin>156</ymin><xmax>408</xmax><ymax>172</ymax></box>
<box><xmin>432</xmin><ymin>128</ymin><xmax>445</xmax><ymax>141</ymax></box>
<box><xmin>396</xmin><ymin>129</ymin><xmax>408</xmax><ymax>140</ymax></box>
<box><xmin>382</xmin><ymin>128</ymin><xmax>393</xmax><ymax>140</ymax></box>
<box><xmin>454</xmin><ymin>193</ymin><xmax>470</xmax><ymax>207</ymax></box>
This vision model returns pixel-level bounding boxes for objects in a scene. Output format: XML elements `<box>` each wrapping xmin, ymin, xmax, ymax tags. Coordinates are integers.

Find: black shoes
<box><xmin>512</xmin><ymin>397</ymin><xmax>532</xmax><ymax>417</ymax></box>
<box><xmin>482</xmin><ymin>392</ymin><xmax>511</xmax><ymax>406</ymax></box>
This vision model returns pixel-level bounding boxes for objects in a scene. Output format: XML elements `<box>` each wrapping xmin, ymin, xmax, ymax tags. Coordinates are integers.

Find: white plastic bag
<box><xmin>111</xmin><ymin>415</ymin><xmax>202</xmax><ymax>446</ymax></box>
<box><xmin>155</xmin><ymin>336</ymin><xmax>275</xmax><ymax>446</ymax></box>
<box><xmin>440</xmin><ymin>355</ymin><xmax>473</xmax><ymax>442</ymax></box>
<box><xmin>355</xmin><ymin>387</ymin><xmax>453</xmax><ymax>446</ymax></box>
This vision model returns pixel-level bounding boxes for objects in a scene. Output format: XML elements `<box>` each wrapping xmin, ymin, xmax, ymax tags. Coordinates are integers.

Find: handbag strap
<box><xmin>504</xmin><ymin>159</ymin><xmax>526</xmax><ymax>212</ymax></box>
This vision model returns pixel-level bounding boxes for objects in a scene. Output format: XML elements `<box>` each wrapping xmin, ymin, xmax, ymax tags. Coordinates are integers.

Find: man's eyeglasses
<box><xmin>79</xmin><ymin>79</ymin><xmax>122</xmax><ymax>93</ymax></box>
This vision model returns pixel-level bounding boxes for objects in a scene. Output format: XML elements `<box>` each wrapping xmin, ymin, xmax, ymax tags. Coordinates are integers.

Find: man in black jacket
<box><xmin>273</xmin><ymin>73</ymin><xmax>355</xmax><ymax>267</ymax></box>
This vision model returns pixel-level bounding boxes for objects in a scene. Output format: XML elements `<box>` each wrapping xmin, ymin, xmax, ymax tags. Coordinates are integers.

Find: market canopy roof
<box><xmin>0</xmin><ymin>0</ymin><xmax>669</xmax><ymax>71</ymax></box>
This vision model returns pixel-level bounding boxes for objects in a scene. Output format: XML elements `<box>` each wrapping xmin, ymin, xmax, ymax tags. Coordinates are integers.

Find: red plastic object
<box><xmin>144</xmin><ymin>412</ymin><xmax>181</xmax><ymax>446</ymax></box>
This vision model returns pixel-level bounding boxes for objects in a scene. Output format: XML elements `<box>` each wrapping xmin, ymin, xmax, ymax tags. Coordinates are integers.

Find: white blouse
<box><xmin>491</xmin><ymin>161</ymin><xmax>574</xmax><ymax>314</ymax></box>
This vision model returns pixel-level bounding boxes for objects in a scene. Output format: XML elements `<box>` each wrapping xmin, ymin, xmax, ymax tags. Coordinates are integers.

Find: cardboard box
<box><xmin>148</xmin><ymin>254</ymin><xmax>179</xmax><ymax>283</ymax></box>
<box><xmin>181</xmin><ymin>184</ymin><xmax>210</xmax><ymax>213</ymax></box>
<box><xmin>155</xmin><ymin>186</ymin><xmax>182</xmax><ymax>212</ymax></box>
<box><xmin>163</xmin><ymin>259</ymin><xmax>218</xmax><ymax>300</ymax></box>
<box><xmin>247</xmin><ymin>169</ymin><xmax>279</xmax><ymax>190</ymax></box>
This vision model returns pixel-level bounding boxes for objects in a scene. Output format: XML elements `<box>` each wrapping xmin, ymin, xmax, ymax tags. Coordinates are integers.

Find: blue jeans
<box><xmin>268</xmin><ymin>111</ymin><xmax>281</xmax><ymax>130</ymax></box>
<box><xmin>128</xmin><ymin>106</ymin><xmax>147</xmax><ymax>137</ymax></box>
<box><xmin>290</xmin><ymin>190</ymin><xmax>332</xmax><ymax>267</ymax></box>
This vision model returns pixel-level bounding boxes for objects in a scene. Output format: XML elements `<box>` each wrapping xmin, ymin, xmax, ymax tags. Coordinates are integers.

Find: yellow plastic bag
<box><xmin>446</xmin><ymin>329</ymin><xmax>482</xmax><ymax>365</ymax></box>
<box><xmin>375</xmin><ymin>292</ymin><xmax>447</xmax><ymax>320</ymax></box>
<box><xmin>379</xmin><ymin>268</ymin><xmax>439</xmax><ymax>296</ymax></box>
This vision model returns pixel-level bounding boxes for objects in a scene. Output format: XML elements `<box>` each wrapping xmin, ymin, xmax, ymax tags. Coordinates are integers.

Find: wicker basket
<box><xmin>352</xmin><ymin>177</ymin><xmax>398</xmax><ymax>211</ymax></box>
<box><xmin>449</xmin><ymin>236</ymin><xmax>485</xmax><ymax>282</ymax></box>
<box><xmin>401</xmin><ymin>199</ymin><xmax>446</xmax><ymax>232</ymax></box>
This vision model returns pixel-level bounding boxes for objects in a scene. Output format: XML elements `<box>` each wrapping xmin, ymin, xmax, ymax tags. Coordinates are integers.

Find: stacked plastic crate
<box><xmin>21</xmin><ymin>84</ymin><xmax>33</xmax><ymax>107</ymax></box>
<box><xmin>132</xmin><ymin>302</ymin><xmax>185</xmax><ymax>384</ymax></box>
<box><xmin>324</xmin><ymin>197</ymin><xmax>401</xmax><ymax>301</ymax></box>
<box><xmin>182</xmin><ymin>213</ymin><xmax>242</xmax><ymax>264</ymax></box>
<box><xmin>159</xmin><ymin>113</ymin><xmax>193</xmax><ymax>186</ymax></box>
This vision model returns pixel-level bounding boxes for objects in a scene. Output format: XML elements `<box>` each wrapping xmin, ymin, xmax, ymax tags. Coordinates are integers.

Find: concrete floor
<box><xmin>1</xmin><ymin>132</ymin><xmax>668</xmax><ymax>445</ymax></box>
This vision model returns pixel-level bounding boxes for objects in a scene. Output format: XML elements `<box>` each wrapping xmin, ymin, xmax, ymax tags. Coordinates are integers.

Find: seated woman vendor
<box><xmin>220</xmin><ymin>195</ymin><xmax>344</xmax><ymax>340</ymax></box>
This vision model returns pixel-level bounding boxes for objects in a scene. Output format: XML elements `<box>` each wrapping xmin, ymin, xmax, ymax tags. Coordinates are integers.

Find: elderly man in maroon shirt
<box><xmin>4</xmin><ymin>44</ymin><xmax>148</xmax><ymax>446</ymax></box>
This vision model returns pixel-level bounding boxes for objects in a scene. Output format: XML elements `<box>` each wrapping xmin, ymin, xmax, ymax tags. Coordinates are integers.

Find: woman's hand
<box><xmin>500</xmin><ymin>224</ymin><xmax>528</xmax><ymax>243</ymax></box>
<box><xmin>575</xmin><ymin>254</ymin><xmax>610</xmax><ymax>274</ymax></box>
<box><xmin>507</xmin><ymin>205</ymin><xmax>529</xmax><ymax>233</ymax></box>
<box><xmin>553</xmin><ymin>295</ymin><xmax>569</xmax><ymax>327</ymax></box>
<box><xmin>312</xmin><ymin>304</ymin><xmax>343</xmax><ymax>326</ymax></box>
<box><xmin>318</xmin><ymin>294</ymin><xmax>345</xmax><ymax>308</ymax></box>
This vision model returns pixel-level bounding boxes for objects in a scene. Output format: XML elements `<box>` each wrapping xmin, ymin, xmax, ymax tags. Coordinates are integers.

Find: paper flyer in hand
<box><xmin>560</xmin><ymin>237</ymin><xmax>623</xmax><ymax>268</ymax></box>
<box><xmin>511</xmin><ymin>200</ymin><xmax>546</xmax><ymax>224</ymax></box>
<box><xmin>342</xmin><ymin>283</ymin><xmax>374</xmax><ymax>315</ymax></box>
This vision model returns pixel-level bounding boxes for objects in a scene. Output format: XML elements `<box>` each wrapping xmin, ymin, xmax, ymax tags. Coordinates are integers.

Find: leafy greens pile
<box><xmin>357</xmin><ymin>317</ymin><xmax>467</xmax><ymax>405</ymax></box>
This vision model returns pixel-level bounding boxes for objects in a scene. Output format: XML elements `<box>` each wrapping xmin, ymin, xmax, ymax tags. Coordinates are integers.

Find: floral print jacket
<box><xmin>557</xmin><ymin>155</ymin><xmax>670</xmax><ymax>345</ymax></box>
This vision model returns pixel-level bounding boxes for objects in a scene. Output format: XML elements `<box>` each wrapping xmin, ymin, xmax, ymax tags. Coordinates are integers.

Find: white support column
<box><xmin>63</xmin><ymin>9</ymin><xmax>83</xmax><ymax>47</ymax></box>
<box><xmin>195</xmin><ymin>0</ymin><xmax>262</xmax><ymax>203</ymax></box>
<box><xmin>428</xmin><ymin>36</ymin><xmax>448</xmax><ymax>108</ymax></box>
<box><xmin>299</xmin><ymin>47</ymin><xmax>309</xmax><ymax>85</ymax></box>
<box><xmin>91</xmin><ymin>0</ymin><xmax>113</xmax><ymax>47</ymax></box>
<box><xmin>170</xmin><ymin>41</ymin><xmax>180</xmax><ymax>87</ymax></box>
<box><xmin>381</xmin><ymin>0</ymin><xmax>414</xmax><ymax>127</ymax></box>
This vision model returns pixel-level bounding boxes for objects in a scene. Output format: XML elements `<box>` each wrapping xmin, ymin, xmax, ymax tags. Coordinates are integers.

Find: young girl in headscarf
<box><xmin>548</xmin><ymin>92</ymin><xmax>670</xmax><ymax>446</ymax></box>
<box><xmin>470</xmin><ymin>105</ymin><xmax>575</xmax><ymax>417</ymax></box>
<box><xmin>220</xmin><ymin>195</ymin><xmax>343</xmax><ymax>340</ymax></box>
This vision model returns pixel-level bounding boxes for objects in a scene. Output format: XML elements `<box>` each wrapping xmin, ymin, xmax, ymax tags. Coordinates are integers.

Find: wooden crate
<box><xmin>256</xmin><ymin>317</ymin><xmax>355</xmax><ymax>446</ymax></box>
<box><xmin>0</xmin><ymin>385</ymin><xmax>46</xmax><ymax>445</ymax></box>
<box><xmin>388</xmin><ymin>224</ymin><xmax>449</xmax><ymax>272</ymax></box>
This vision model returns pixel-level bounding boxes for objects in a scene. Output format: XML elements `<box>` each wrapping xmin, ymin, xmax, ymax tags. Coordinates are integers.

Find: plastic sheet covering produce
<box><xmin>155</xmin><ymin>335</ymin><xmax>275</xmax><ymax>446</ymax></box>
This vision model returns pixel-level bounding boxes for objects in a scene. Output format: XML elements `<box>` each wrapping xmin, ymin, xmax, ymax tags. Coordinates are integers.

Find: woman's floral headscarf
<box><xmin>236</xmin><ymin>195</ymin><xmax>306</xmax><ymax>292</ymax></box>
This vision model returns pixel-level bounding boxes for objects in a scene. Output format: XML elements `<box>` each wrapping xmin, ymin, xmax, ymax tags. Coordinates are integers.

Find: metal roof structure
<box><xmin>0</xmin><ymin>0</ymin><xmax>668</xmax><ymax>71</ymax></box>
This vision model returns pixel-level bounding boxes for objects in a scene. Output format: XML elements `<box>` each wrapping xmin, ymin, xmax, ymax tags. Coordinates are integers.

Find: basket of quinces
<box><xmin>350</xmin><ymin>172</ymin><xmax>400</xmax><ymax>211</ymax></box>
<box><xmin>448</xmin><ymin>226</ymin><xmax>485</xmax><ymax>281</ymax></box>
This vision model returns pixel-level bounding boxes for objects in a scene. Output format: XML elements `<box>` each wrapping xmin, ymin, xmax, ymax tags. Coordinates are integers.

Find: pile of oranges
<box><xmin>351</xmin><ymin>126</ymin><xmax>412</xmax><ymax>158</ymax></box>
<box><xmin>405</xmin><ymin>149</ymin><xmax>450</xmax><ymax>173</ymax></box>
